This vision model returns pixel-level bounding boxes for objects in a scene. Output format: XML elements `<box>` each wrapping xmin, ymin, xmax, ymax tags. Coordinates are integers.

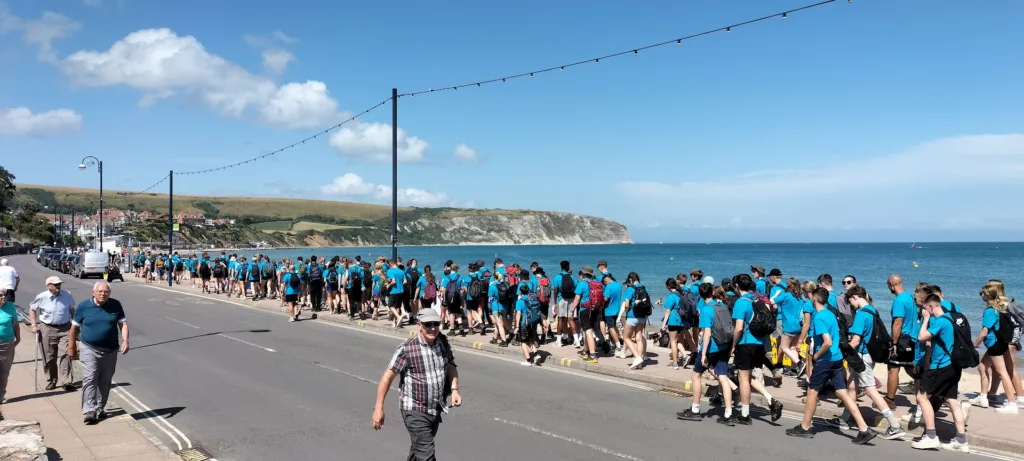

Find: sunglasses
<box><xmin>421</xmin><ymin>322</ymin><xmax>441</xmax><ymax>329</ymax></box>
<box><xmin>842</xmin><ymin>280</ymin><xmax>855</xmax><ymax>285</ymax></box>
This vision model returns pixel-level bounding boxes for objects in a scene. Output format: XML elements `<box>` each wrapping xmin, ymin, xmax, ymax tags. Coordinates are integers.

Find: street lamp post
<box><xmin>79</xmin><ymin>156</ymin><xmax>103</xmax><ymax>252</ymax></box>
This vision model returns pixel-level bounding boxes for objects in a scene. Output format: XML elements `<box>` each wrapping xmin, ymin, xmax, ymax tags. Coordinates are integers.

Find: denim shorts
<box><xmin>626</xmin><ymin>317</ymin><xmax>646</xmax><ymax>327</ymax></box>
<box><xmin>809</xmin><ymin>359</ymin><xmax>846</xmax><ymax>392</ymax></box>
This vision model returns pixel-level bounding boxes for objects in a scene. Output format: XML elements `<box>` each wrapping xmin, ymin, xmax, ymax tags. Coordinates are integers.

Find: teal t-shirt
<box><xmin>0</xmin><ymin>301</ymin><xmax>18</xmax><ymax>342</ymax></box>
<box><xmin>73</xmin><ymin>298</ymin><xmax>126</xmax><ymax>350</ymax></box>
<box><xmin>928</xmin><ymin>313</ymin><xmax>955</xmax><ymax>369</ymax></box>
<box><xmin>850</xmin><ymin>304</ymin><xmax>877</xmax><ymax>355</ymax></box>
<box><xmin>604</xmin><ymin>283</ymin><xmax>622</xmax><ymax>317</ymax></box>
<box><xmin>982</xmin><ymin>307</ymin><xmax>1000</xmax><ymax>348</ymax></box>
<box><xmin>812</xmin><ymin>308</ymin><xmax>844</xmax><ymax>362</ymax></box>
<box><xmin>697</xmin><ymin>299</ymin><xmax>722</xmax><ymax>353</ymax></box>
<box><xmin>732</xmin><ymin>294</ymin><xmax>765</xmax><ymax>346</ymax></box>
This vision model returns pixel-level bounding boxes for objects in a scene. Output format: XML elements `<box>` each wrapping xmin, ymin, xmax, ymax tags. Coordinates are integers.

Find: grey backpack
<box><xmin>711</xmin><ymin>301</ymin><xmax>734</xmax><ymax>346</ymax></box>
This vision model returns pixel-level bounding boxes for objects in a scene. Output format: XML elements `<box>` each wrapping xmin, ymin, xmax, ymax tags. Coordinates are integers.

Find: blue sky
<box><xmin>2</xmin><ymin>0</ymin><xmax>1022</xmax><ymax>243</ymax></box>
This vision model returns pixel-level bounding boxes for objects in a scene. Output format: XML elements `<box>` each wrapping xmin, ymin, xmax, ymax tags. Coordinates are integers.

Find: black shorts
<box><xmin>3</xmin><ymin>289</ymin><xmax>13</xmax><ymax>303</ymax></box>
<box><xmin>922</xmin><ymin>365</ymin><xmax>961</xmax><ymax>400</ymax></box>
<box><xmin>695</xmin><ymin>348</ymin><xmax>730</xmax><ymax>375</ymax></box>
<box><xmin>190</xmin><ymin>271</ymin><xmax>198</xmax><ymax>277</ymax></box>
<box><xmin>285</xmin><ymin>294</ymin><xmax>298</xmax><ymax>303</ymax></box>
<box><xmin>466</xmin><ymin>300</ymin><xmax>480</xmax><ymax>311</ymax></box>
<box><xmin>986</xmin><ymin>341</ymin><xmax>1010</xmax><ymax>357</ymax></box>
<box><xmin>667</xmin><ymin>325</ymin><xmax>685</xmax><ymax>333</ymax></box>
<box><xmin>518</xmin><ymin>322</ymin><xmax>540</xmax><ymax>343</ymax></box>
<box><xmin>388</xmin><ymin>294</ymin><xmax>403</xmax><ymax>309</ymax></box>
<box><xmin>579</xmin><ymin>309</ymin><xmax>601</xmax><ymax>331</ymax></box>
<box><xmin>734</xmin><ymin>343</ymin><xmax>770</xmax><ymax>371</ymax></box>
<box><xmin>348</xmin><ymin>290</ymin><xmax>362</xmax><ymax>304</ymax></box>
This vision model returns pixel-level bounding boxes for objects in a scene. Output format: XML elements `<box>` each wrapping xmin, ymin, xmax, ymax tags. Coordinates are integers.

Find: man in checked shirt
<box><xmin>374</xmin><ymin>308</ymin><xmax>461</xmax><ymax>461</ymax></box>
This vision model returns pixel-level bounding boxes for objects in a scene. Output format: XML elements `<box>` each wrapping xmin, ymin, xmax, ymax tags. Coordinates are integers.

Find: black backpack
<box><xmin>497</xmin><ymin>281</ymin><xmax>515</xmax><ymax>306</ymax></box>
<box><xmin>406</xmin><ymin>267</ymin><xmax>421</xmax><ymax>293</ymax></box>
<box><xmin>468</xmin><ymin>275</ymin><xmax>487</xmax><ymax>300</ymax></box>
<box><xmin>444</xmin><ymin>275</ymin><xmax>462</xmax><ymax>307</ymax></box>
<box><xmin>308</xmin><ymin>264</ymin><xmax>323</xmax><ymax>282</ymax></box>
<box><xmin>747</xmin><ymin>296</ymin><xmax>775</xmax><ymax>337</ymax></box>
<box><xmin>865</xmin><ymin>309</ymin><xmax>893</xmax><ymax>363</ymax></box>
<box><xmin>827</xmin><ymin>305</ymin><xmax>851</xmax><ymax>344</ymax></box>
<box><xmin>199</xmin><ymin>261</ymin><xmax>210</xmax><ymax>275</ymax></box>
<box><xmin>678</xmin><ymin>290</ymin><xmax>698</xmax><ymax>324</ymax></box>
<box><xmin>288</xmin><ymin>272</ymin><xmax>301</xmax><ymax>289</ymax></box>
<box><xmin>349</xmin><ymin>268</ymin><xmax>362</xmax><ymax>289</ymax></box>
<box><xmin>996</xmin><ymin>310</ymin><xmax>1016</xmax><ymax>345</ymax></box>
<box><xmin>261</xmin><ymin>263</ymin><xmax>274</xmax><ymax>279</ymax></box>
<box><xmin>327</xmin><ymin>268</ymin><xmax>339</xmax><ymax>284</ymax></box>
<box><xmin>249</xmin><ymin>263</ymin><xmax>261</xmax><ymax>279</ymax></box>
<box><xmin>936</xmin><ymin>312</ymin><xmax>980</xmax><ymax>369</ymax></box>
<box><xmin>559</xmin><ymin>274</ymin><xmax>576</xmax><ymax>300</ymax></box>
<box><xmin>631</xmin><ymin>285</ymin><xmax>653</xmax><ymax>318</ymax></box>
<box><xmin>212</xmin><ymin>264</ymin><xmax>225</xmax><ymax>278</ymax></box>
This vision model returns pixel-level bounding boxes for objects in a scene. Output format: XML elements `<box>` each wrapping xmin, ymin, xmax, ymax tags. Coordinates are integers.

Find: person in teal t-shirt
<box><xmin>912</xmin><ymin>293</ymin><xmax>969</xmax><ymax>450</ymax></box>
<box><xmin>0</xmin><ymin>299</ymin><xmax>20</xmax><ymax>415</ymax></box>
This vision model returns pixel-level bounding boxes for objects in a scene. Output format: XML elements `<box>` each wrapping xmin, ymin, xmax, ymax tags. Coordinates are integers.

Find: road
<box><xmin>8</xmin><ymin>254</ymin><xmax>1011</xmax><ymax>461</ymax></box>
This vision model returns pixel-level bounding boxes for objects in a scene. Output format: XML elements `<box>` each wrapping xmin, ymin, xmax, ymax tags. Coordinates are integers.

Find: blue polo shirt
<box><xmin>624</xmin><ymin>284</ymin><xmax>644</xmax><ymax>319</ymax></box>
<box><xmin>891</xmin><ymin>292</ymin><xmax>919</xmax><ymax>338</ymax></box>
<box><xmin>850</xmin><ymin>304</ymin><xmax>877</xmax><ymax>355</ymax></box>
<box><xmin>755</xmin><ymin>279</ymin><xmax>767</xmax><ymax>295</ymax></box>
<box><xmin>488</xmin><ymin>282</ymin><xmax>504</xmax><ymax>313</ymax></box>
<box><xmin>282</xmin><ymin>272</ymin><xmax>300</xmax><ymax>296</ymax></box>
<box><xmin>73</xmin><ymin>298</ymin><xmax>127</xmax><ymax>350</ymax></box>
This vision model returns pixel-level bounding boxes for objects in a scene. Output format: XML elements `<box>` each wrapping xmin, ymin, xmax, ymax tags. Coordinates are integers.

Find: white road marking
<box><xmin>165</xmin><ymin>317</ymin><xmax>201</xmax><ymax>329</ymax></box>
<box><xmin>494</xmin><ymin>417</ymin><xmax>645</xmax><ymax>461</ymax></box>
<box><xmin>112</xmin><ymin>386</ymin><xmax>193</xmax><ymax>450</ymax></box>
<box><xmin>218</xmin><ymin>334</ymin><xmax>276</xmax><ymax>353</ymax></box>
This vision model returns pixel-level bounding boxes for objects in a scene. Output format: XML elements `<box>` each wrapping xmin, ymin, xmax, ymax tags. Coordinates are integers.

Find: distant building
<box><xmin>177</xmin><ymin>212</ymin><xmax>206</xmax><ymax>226</ymax></box>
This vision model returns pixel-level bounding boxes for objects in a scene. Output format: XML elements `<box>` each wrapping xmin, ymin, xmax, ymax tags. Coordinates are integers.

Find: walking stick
<box><xmin>34</xmin><ymin>331</ymin><xmax>40</xmax><ymax>392</ymax></box>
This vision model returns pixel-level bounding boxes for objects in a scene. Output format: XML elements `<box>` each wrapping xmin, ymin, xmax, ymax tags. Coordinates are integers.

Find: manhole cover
<box><xmin>178</xmin><ymin>447</ymin><xmax>216</xmax><ymax>461</ymax></box>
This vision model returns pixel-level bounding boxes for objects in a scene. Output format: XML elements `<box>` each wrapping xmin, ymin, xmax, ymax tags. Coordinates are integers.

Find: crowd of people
<box><xmin>124</xmin><ymin>250</ymin><xmax>1024</xmax><ymax>452</ymax></box>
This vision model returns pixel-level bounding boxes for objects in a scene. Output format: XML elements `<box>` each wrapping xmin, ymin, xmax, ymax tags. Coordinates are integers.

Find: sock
<box><xmin>925</xmin><ymin>429</ymin><xmax>937</xmax><ymax>438</ymax></box>
<box><xmin>741</xmin><ymin>404</ymin><xmax>750</xmax><ymax>417</ymax></box>
<box><xmin>764</xmin><ymin>394</ymin><xmax>773</xmax><ymax>404</ymax></box>
<box><xmin>724</xmin><ymin>408</ymin><xmax>733</xmax><ymax>418</ymax></box>
<box><xmin>955</xmin><ymin>432</ymin><xmax>967</xmax><ymax>444</ymax></box>
<box><xmin>882</xmin><ymin>409</ymin><xmax>898</xmax><ymax>428</ymax></box>
<box><xmin>691</xmin><ymin>403</ymin><xmax>700</xmax><ymax>413</ymax></box>
<box><xmin>911</xmin><ymin>405</ymin><xmax>921</xmax><ymax>417</ymax></box>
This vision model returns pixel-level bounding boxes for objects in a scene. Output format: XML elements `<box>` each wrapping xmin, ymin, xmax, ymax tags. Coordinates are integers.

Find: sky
<box><xmin>1</xmin><ymin>0</ymin><xmax>1022</xmax><ymax>243</ymax></box>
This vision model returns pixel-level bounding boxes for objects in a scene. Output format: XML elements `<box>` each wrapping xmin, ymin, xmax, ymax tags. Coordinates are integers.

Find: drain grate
<box><xmin>178</xmin><ymin>447</ymin><xmax>216</xmax><ymax>461</ymax></box>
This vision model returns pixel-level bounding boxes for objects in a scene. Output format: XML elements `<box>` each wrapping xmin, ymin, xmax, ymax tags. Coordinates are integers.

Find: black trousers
<box><xmin>402</xmin><ymin>409</ymin><xmax>441</xmax><ymax>461</ymax></box>
<box><xmin>309</xmin><ymin>280</ymin><xmax>324</xmax><ymax>310</ymax></box>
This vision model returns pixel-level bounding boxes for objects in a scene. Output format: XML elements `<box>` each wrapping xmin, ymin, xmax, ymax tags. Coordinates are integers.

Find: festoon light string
<box><xmin>121</xmin><ymin>0</ymin><xmax>844</xmax><ymax>194</ymax></box>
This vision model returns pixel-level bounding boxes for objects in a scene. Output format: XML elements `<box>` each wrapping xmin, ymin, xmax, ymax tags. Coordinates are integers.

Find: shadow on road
<box><xmin>134</xmin><ymin>329</ymin><xmax>271</xmax><ymax>349</ymax></box>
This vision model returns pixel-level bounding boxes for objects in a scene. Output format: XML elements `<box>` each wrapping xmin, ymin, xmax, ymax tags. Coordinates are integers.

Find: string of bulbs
<box><xmin>122</xmin><ymin>0</ymin><xmax>844</xmax><ymax>193</ymax></box>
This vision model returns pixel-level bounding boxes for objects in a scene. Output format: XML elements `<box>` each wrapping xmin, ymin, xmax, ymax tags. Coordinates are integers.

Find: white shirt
<box><xmin>29</xmin><ymin>290</ymin><xmax>76</xmax><ymax>325</ymax></box>
<box><xmin>0</xmin><ymin>266</ymin><xmax>17</xmax><ymax>291</ymax></box>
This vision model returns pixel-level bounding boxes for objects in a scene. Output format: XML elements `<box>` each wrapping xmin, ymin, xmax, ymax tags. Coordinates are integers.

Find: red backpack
<box><xmin>504</xmin><ymin>267</ymin><xmax>520</xmax><ymax>287</ymax></box>
<box><xmin>537</xmin><ymin>277</ymin><xmax>551</xmax><ymax>304</ymax></box>
<box><xmin>582</xmin><ymin>280</ymin><xmax>605</xmax><ymax>310</ymax></box>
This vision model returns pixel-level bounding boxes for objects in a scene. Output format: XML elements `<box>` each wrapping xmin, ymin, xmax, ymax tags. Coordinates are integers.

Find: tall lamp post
<box><xmin>78</xmin><ymin>156</ymin><xmax>103</xmax><ymax>252</ymax></box>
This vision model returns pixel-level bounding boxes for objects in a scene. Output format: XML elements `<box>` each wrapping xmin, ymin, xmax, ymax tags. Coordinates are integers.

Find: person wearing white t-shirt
<box><xmin>0</xmin><ymin>259</ymin><xmax>18</xmax><ymax>304</ymax></box>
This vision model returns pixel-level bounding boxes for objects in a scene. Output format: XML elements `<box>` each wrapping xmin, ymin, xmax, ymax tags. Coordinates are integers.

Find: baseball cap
<box><xmin>45</xmin><ymin>276</ymin><xmax>63</xmax><ymax>285</ymax></box>
<box><xmin>417</xmin><ymin>309</ymin><xmax>441</xmax><ymax>323</ymax></box>
<box><xmin>768</xmin><ymin>268</ymin><xmax>783</xmax><ymax>277</ymax></box>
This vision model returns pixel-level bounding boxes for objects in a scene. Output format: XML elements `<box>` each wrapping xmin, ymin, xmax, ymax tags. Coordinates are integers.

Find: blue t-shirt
<box><xmin>488</xmin><ymin>282</ymin><xmax>504</xmax><ymax>312</ymax></box>
<box><xmin>515</xmin><ymin>298</ymin><xmax>530</xmax><ymax>327</ymax></box>
<box><xmin>772</xmin><ymin>284</ymin><xmax>802</xmax><ymax>335</ymax></box>
<box><xmin>282</xmin><ymin>272</ymin><xmax>300</xmax><ymax>296</ymax></box>
<box><xmin>697</xmin><ymin>299</ymin><xmax>722</xmax><ymax>354</ymax></box>
<box><xmin>574</xmin><ymin>279</ymin><xmax>591</xmax><ymax>308</ymax></box>
<box><xmin>0</xmin><ymin>302</ymin><xmax>17</xmax><ymax>342</ymax></box>
<box><xmin>624</xmin><ymin>285</ymin><xmax>638</xmax><ymax>319</ymax></box>
<box><xmin>688</xmin><ymin>284</ymin><xmax>700</xmax><ymax>296</ymax></box>
<box><xmin>604</xmin><ymin>283</ymin><xmax>623</xmax><ymax>317</ymax></box>
<box><xmin>755</xmin><ymin>279</ymin><xmax>767</xmax><ymax>295</ymax></box>
<box><xmin>386</xmin><ymin>267</ymin><xmax>406</xmax><ymax>294</ymax></box>
<box><xmin>73</xmin><ymin>298</ymin><xmax>127</xmax><ymax>350</ymax></box>
<box><xmin>850</xmin><ymin>304</ymin><xmax>877</xmax><ymax>355</ymax></box>
<box><xmin>461</xmin><ymin>274</ymin><xmax>476</xmax><ymax>300</ymax></box>
<box><xmin>928</xmin><ymin>313</ymin><xmax>955</xmax><ymax>369</ymax></box>
<box><xmin>982</xmin><ymin>307</ymin><xmax>1000</xmax><ymax>348</ymax></box>
<box><xmin>891</xmin><ymin>292</ymin><xmax>919</xmax><ymax>339</ymax></box>
<box><xmin>664</xmin><ymin>292</ymin><xmax>683</xmax><ymax>327</ymax></box>
<box><xmin>941</xmin><ymin>299</ymin><xmax>960</xmax><ymax>314</ymax></box>
<box><xmin>552</xmin><ymin>272</ymin><xmax>571</xmax><ymax>300</ymax></box>
<box><xmin>732</xmin><ymin>294</ymin><xmax>765</xmax><ymax>346</ymax></box>
<box><xmin>812</xmin><ymin>308</ymin><xmax>844</xmax><ymax>363</ymax></box>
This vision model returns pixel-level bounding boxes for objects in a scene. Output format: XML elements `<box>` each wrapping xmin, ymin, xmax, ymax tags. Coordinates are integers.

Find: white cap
<box><xmin>0</xmin><ymin>258</ymin><xmax>7</xmax><ymax>266</ymax></box>
<box><xmin>45</xmin><ymin>276</ymin><xmax>63</xmax><ymax>285</ymax></box>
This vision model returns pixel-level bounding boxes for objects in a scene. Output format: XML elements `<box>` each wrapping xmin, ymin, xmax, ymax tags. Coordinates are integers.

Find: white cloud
<box><xmin>0</xmin><ymin>6</ymin><xmax>80</xmax><ymax>62</ymax></box>
<box><xmin>0</xmin><ymin>106</ymin><xmax>82</xmax><ymax>135</ymax></box>
<box><xmin>616</xmin><ymin>134</ymin><xmax>1024</xmax><ymax>228</ymax></box>
<box><xmin>453</xmin><ymin>143</ymin><xmax>479</xmax><ymax>163</ymax></box>
<box><xmin>243</xmin><ymin>30</ymin><xmax>297</xmax><ymax>48</ymax></box>
<box><xmin>320</xmin><ymin>173</ymin><xmax>453</xmax><ymax>207</ymax></box>
<box><xmin>261</xmin><ymin>48</ymin><xmax>293</xmax><ymax>74</ymax></box>
<box><xmin>329</xmin><ymin>122</ymin><xmax>428</xmax><ymax>162</ymax></box>
<box><xmin>60</xmin><ymin>28</ymin><xmax>340</xmax><ymax>128</ymax></box>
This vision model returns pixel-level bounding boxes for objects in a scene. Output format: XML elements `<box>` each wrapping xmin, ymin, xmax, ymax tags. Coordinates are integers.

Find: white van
<box><xmin>78</xmin><ymin>252</ymin><xmax>109</xmax><ymax>279</ymax></box>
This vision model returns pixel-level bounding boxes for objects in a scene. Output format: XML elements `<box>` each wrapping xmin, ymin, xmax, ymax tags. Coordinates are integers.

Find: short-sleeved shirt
<box><xmin>755</xmin><ymin>279</ymin><xmax>767</xmax><ymax>295</ymax></box>
<box><xmin>603</xmin><ymin>283</ymin><xmax>623</xmax><ymax>317</ymax></box>
<box><xmin>812</xmin><ymin>308</ymin><xmax>844</xmax><ymax>363</ymax></box>
<box><xmin>0</xmin><ymin>301</ymin><xmax>17</xmax><ymax>342</ymax></box>
<box><xmin>928</xmin><ymin>313</ymin><xmax>955</xmax><ymax>369</ymax></box>
<box><xmin>850</xmin><ymin>304</ymin><xmax>877</xmax><ymax>355</ymax></box>
<box><xmin>982</xmin><ymin>307</ymin><xmax>1000</xmax><ymax>348</ymax></box>
<box><xmin>72</xmin><ymin>298</ymin><xmax>127</xmax><ymax>350</ymax></box>
<box><xmin>386</xmin><ymin>267</ymin><xmax>406</xmax><ymax>294</ymax></box>
<box><xmin>891</xmin><ymin>292</ymin><xmax>919</xmax><ymax>339</ymax></box>
<box><xmin>461</xmin><ymin>274</ymin><xmax>477</xmax><ymax>301</ymax></box>
<box><xmin>282</xmin><ymin>272</ymin><xmax>300</xmax><ymax>296</ymax></box>
<box><xmin>574</xmin><ymin>279</ymin><xmax>590</xmax><ymax>308</ymax></box>
<box><xmin>732</xmin><ymin>294</ymin><xmax>765</xmax><ymax>346</ymax></box>
<box><xmin>387</xmin><ymin>335</ymin><xmax>456</xmax><ymax>416</ymax></box>
<box><xmin>487</xmin><ymin>282</ymin><xmax>503</xmax><ymax>312</ymax></box>
<box><xmin>941</xmin><ymin>300</ymin><xmax>961</xmax><ymax>314</ymax></box>
<box><xmin>664</xmin><ymin>291</ymin><xmax>683</xmax><ymax>326</ymax></box>
<box><xmin>697</xmin><ymin>299</ymin><xmax>722</xmax><ymax>353</ymax></box>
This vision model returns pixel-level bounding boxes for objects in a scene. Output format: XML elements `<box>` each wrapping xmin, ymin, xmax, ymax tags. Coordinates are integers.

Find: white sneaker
<box><xmin>629</xmin><ymin>357</ymin><xmax>644</xmax><ymax>370</ymax></box>
<box><xmin>941</xmin><ymin>439</ymin><xmax>970</xmax><ymax>453</ymax></box>
<box><xmin>614</xmin><ymin>349</ymin><xmax>626</xmax><ymax>359</ymax></box>
<box><xmin>520</xmin><ymin>360</ymin><xmax>533</xmax><ymax>367</ymax></box>
<box><xmin>968</xmin><ymin>394</ymin><xmax>989</xmax><ymax>408</ymax></box>
<box><xmin>1017</xmin><ymin>396</ymin><xmax>1024</xmax><ymax>406</ymax></box>
<box><xmin>996</xmin><ymin>402</ymin><xmax>1019</xmax><ymax>415</ymax></box>
<box><xmin>911</xmin><ymin>435</ymin><xmax>940</xmax><ymax>450</ymax></box>
<box><xmin>901</xmin><ymin>412</ymin><xmax>922</xmax><ymax>424</ymax></box>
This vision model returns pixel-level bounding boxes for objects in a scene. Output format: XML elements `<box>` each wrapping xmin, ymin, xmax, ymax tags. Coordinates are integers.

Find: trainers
<box><xmin>996</xmin><ymin>402</ymin><xmax>1019</xmax><ymax>415</ymax></box>
<box><xmin>676</xmin><ymin>409</ymin><xmax>702</xmax><ymax>421</ymax></box>
<box><xmin>942</xmin><ymin>439</ymin><xmax>970</xmax><ymax>453</ymax></box>
<box><xmin>911</xmin><ymin>435</ymin><xmax>940</xmax><ymax>450</ymax></box>
<box><xmin>825</xmin><ymin>417</ymin><xmax>851</xmax><ymax>431</ymax></box>
<box><xmin>769</xmin><ymin>400</ymin><xmax>784</xmax><ymax>422</ymax></box>
<box><xmin>736</xmin><ymin>415</ymin><xmax>752</xmax><ymax>426</ymax></box>
<box><xmin>785</xmin><ymin>424</ymin><xmax>814</xmax><ymax>438</ymax></box>
<box><xmin>716</xmin><ymin>414</ymin><xmax>736</xmax><ymax>426</ymax></box>
<box><xmin>881</xmin><ymin>426</ymin><xmax>906</xmax><ymax>440</ymax></box>
<box><xmin>901</xmin><ymin>412</ymin><xmax>922</xmax><ymax>425</ymax></box>
<box><xmin>629</xmin><ymin>357</ymin><xmax>644</xmax><ymax>370</ymax></box>
<box><xmin>584</xmin><ymin>355</ymin><xmax>598</xmax><ymax>364</ymax></box>
<box><xmin>968</xmin><ymin>394</ymin><xmax>989</xmax><ymax>408</ymax></box>
<box><xmin>614</xmin><ymin>349</ymin><xmax>626</xmax><ymax>359</ymax></box>
<box><xmin>852</xmin><ymin>430</ymin><xmax>877</xmax><ymax>445</ymax></box>
<box><xmin>531</xmin><ymin>354</ymin><xmax>542</xmax><ymax>365</ymax></box>
<box><xmin>520</xmin><ymin>360</ymin><xmax>533</xmax><ymax>367</ymax></box>
<box><xmin>883</xmin><ymin>396</ymin><xmax>897</xmax><ymax>410</ymax></box>
<box><xmin>577</xmin><ymin>350</ymin><xmax>589</xmax><ymax>359</ymax></box>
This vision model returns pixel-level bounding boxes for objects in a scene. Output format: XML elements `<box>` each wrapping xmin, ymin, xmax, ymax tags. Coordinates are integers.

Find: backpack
<box><xmin>559</xmin><ymin>274</ymin><xmax>576</xmax><ymax>300</ymax></box>
<box><xmin>261</xmin><ymin>263</ymin><xmax>273</xmax><ymax>279</ymax></box>
<box><xmin>678</xmin><ymin>290</ymin><xmax>698</xmax><ymax>324</ymax></box>
<box><xmin>834</xmin><ymin>293</ymin><xmax>855</xmax><ymax>327</ymax></box>
<box><xmin>711</xmin><ymin>301</ymin><xmax>734</xmax><ymax>346</ymax></box>
<box><xmin>444</xmin><ymin>276</ymin><xmax>462</xmax><ymax>306</ymax></box>
<box><xmin>288</xmin><ymin>272</ymin><xmax>301</xmax><ymax>289</ymax></box>
<box><xmin>582</xmin><ymin>280</ymin><xmax>604</xmax><ymax>310</ymax></box>
<box><xmin>936</xmin><ymin>312</ymin><xmax>980</xmax><ymax>369</ymax></box>
<box><xmin>537</xmin><ymin>277</ymin><xmax>551</xmax><ymax>304</ymax></box>
<box><xmin>327</xmin><ymin>268</ymin><xmax>339</xmax><ymax>284</ymax></box>
<box><xmin>423</xmin><ymin>279</ymin><xmax>437</xmax><ymax>301</ymax></box>
<box><xmin>524</xmin><ymin>293</ymin><xmax>542</xmax><ymax>325</ymax></box>
<box><xmin>212</xmin><ymin>264</ymin><xmax>225</xmax><ymax>278</ymax></box>
<box><xmin>309</xmin><ymin>264</ymin><xmax>323</xmax><ymax>282</ymax></box>
<box><xmin>865</xmin><ymin>309</ymin><xmax>893</xmax><ymax>363</ymax></box>
<box><xmin>362</xmin><ymin>268</ymin><xmax>372</xmax><ymax>288</ymax></box>
<box><xmin>406</xmin><ymin>267</ymin><xmax>421</xmax><ymax>293</ymax></box>
<box><xmin>175</xmin><ymin>261</ymin><xmax>184</xmax><ymax>272</ymax></box>
<box><xmin>200</xmin><ymin>261</ymin><xmax>210</xmax><ymax>275</ymax></box>
<box><xmin>469</xmin><ymin>275</ymin><xmax>487</xmax><ymax>300</ymax></box>
<box><xmin>297</xmin><ymin>263</ymin><xmax>307</xmax><ymax>279</ymax></box>
<box><xmin>1009</xmin><ymin>301</ymin><xmax>1024</xmax><ymax>348</ymax></box>
<box><xmin>826</xmin><ymin>305</ymin><xmax>851</xmax><ymax>344</ymax></box>
<box><xmin>497</xmin><ymin>282</ymin><xmax>515</xmax><ymax>306</ymax></box>
<box><xmin>249</xmin><ymin>263</ymin><xmax>261</xmax><ymax>279</ymax></box>
<box><xmin>504</xmin><ymin>267</ymin><xmax>520</xmax><ymax>287</ymax></box>
<box><xmin>996</xmin><ymin>310</ymin><xmax>1016</xmax><ymax>345</ymax></box>
<box><xmin>747</xmin><ymin>296</ymin><xmax>775</xmax><ymax>337</ymax></box>
<box><xmin>631</xmin><ymin>285</ymin><xmax>653</xmax><ymax>318</ymax></box>
<box><xmin>349</xmin><ymin>269</ymin><xmax>363</xmax><ymax>290</ymax></box>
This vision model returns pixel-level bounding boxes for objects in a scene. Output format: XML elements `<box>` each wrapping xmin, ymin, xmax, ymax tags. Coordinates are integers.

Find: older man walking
<box><xmin>68</xmin><ymin>281</ymin><xmax>129</xmax><ymax>424</ymax></box>
<box><xmin>0</xmin><ymin>259</ymin><xmax>18</xmax><ymax>304</ymax></box>
<box><xmin>373</xmin><ymin>309</ymin><xmax>461</xmax><ymax>461</ymax></box>
<box><xmin>29</xmin><ymin>276</ymin><xmax>76</xmax><ymax>392</ymax></box>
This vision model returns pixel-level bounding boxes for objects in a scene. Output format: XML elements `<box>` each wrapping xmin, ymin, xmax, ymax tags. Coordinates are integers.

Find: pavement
<box><xmin>6</xmin><ymin>254</ymin><xmax>1024</xmax><ymax>461</ymax></box>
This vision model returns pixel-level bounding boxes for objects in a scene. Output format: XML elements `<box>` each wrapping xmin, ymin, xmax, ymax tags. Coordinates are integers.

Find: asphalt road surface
<box><xmin>7</xmin><ymin>254</ymin><xmax>1011</xmax><ymax>461</ymax></box>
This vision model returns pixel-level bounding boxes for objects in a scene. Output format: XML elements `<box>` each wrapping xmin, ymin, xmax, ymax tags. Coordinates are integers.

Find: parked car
<box><xmin>46</xmin><ymin>253</ymin><xmax>62</xmax><ymax>270</ymax></box>
<box><xmin>38</xmin><ymin>247</ymin><xmax>59</xmax><ymax>264</ymax></box>
<box><xmin>61</xmin><ymin>255</ymin><xmax>78</xmax><ymax>274</ymax></box>
<box><xmin>67</xmin><ymin>255</ymin><xmax>81</xmax><ymax>277</ymax></box>
<box><xmin>77</xmin><ymin>251</ymin><xmax>109</xmax><ymax>279</ymax></box>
